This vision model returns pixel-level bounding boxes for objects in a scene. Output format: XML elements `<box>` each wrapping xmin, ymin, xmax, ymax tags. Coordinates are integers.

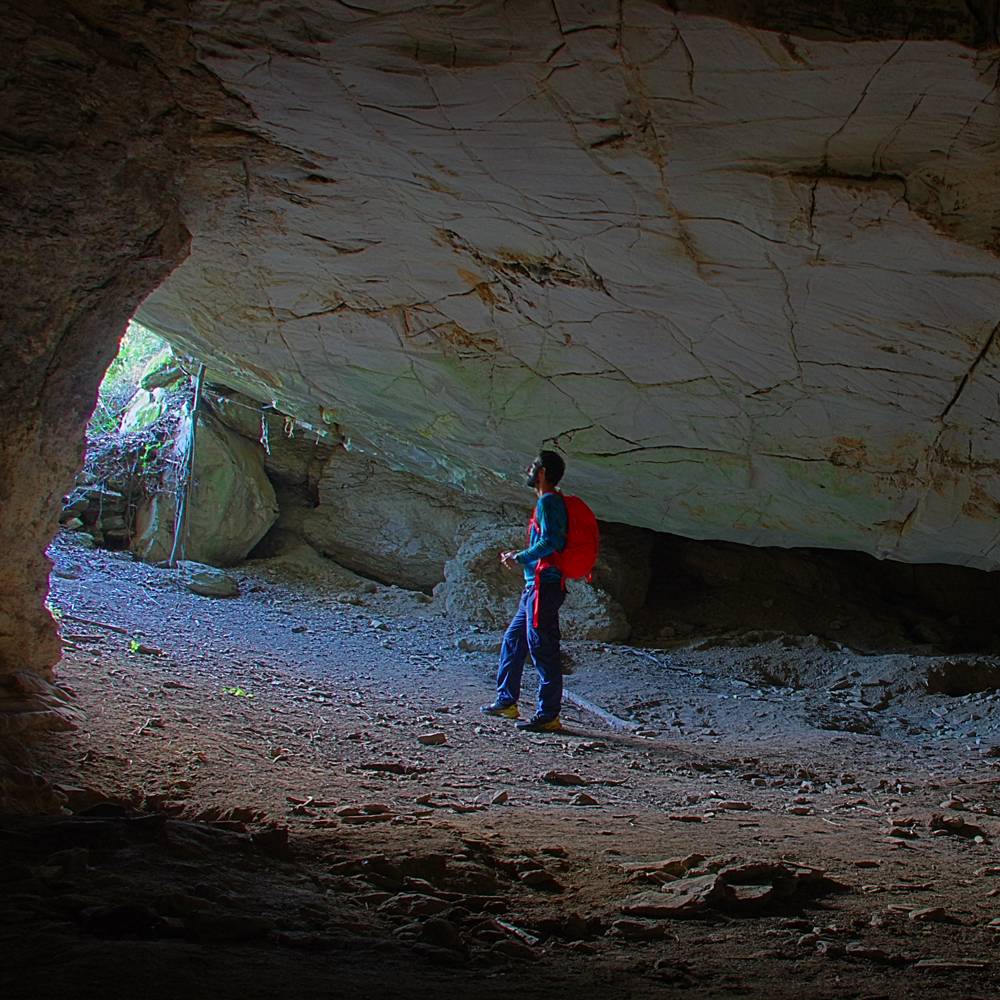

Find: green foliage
<box><xmin>89</xmin><ymin>322</ymin><xmax>170</xmax><ymax>438</ymax></box>
<box><xmin>138</xmin><ymin>441</ymin><xmax>160</xmax><ymax>472</ymax></box>
<box><xmin>222</xmin><ymin>686</ymin><xmax>255</xmax><ymax>699</ymax></box>
<box><xmin>129</xmin><ymin>637</ymin><xmax>141</xmax><ymax>654</ymax></box>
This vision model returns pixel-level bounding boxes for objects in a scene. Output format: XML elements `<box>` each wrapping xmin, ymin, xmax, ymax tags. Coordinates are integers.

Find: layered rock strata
<box><xmin>142</xmin><ymin>1</ymin><xmax>1000</xmax><ymax>574</ymax></box>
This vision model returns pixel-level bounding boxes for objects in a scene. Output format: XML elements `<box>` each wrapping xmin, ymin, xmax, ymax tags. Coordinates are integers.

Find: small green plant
<box><xmin>137</xmin><ymin>441</ymin><xmax>159</xmax><ymax>472</ymax></box>
<box><xmin>129</xmin><ymin>637</ymin><xmax>141</xmax><ymax>654</ymax></box>
<box><xmin>222</xmin><ymin>686</ymin><xmax>255</xmax><ymax>700</ymax></box>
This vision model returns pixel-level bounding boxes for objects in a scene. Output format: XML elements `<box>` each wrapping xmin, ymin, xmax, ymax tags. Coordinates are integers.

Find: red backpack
<box><xmin>531</xmin><ymin>492</ymin><xmax>600</xmax><ymax>583</ymax></box>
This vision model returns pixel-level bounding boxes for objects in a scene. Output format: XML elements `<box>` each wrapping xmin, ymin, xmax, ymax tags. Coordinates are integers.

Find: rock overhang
<box><xmin>140</xmin><ymin>1</ymin><xmax>1000</xmax><ymax>568</ymax></box>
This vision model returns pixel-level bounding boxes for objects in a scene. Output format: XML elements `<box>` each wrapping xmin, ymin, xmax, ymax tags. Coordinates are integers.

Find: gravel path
<box><xmin>5</xmin><ymin>533</ymin><xmax>999</xmax><ymax>999</ymax></box>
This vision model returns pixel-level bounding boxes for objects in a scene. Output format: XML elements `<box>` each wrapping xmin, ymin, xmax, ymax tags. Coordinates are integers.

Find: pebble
<box><xmin>542</xmin><ymin>771</ymin><xmax>588</xmax><ymax>786</ymax></box>
<box><xmin>417</xmin><ymin>732</ymin><xmax>448</xmax><ymax>746</ymax></box>
<box><xmin>609</xmin><ymin>918</ymin><xmax>673</xmax><ymax>940</ymax></box>
<box><xmin>518</xmin><ymin>868</ymin><xmax>564</xmax><ymax>892</ymax></box>
<box><xmin>815</xmin><ymin>939</ymin><xmax>844</xmax><ymax>957</ymax></box>
<box><xmin>908</xmin><ymin>907</ymin><xmax>960</xmax><ymax>924</ymax></box>
<box><xmin>418</xmin><ymin>916</ymin><xmax>465</xmax><ymax>951</ymax></box>
<box><xmin>844</xmin><ymin>943</ymin><xmax>894</xmax><ymax>962</ymax></box>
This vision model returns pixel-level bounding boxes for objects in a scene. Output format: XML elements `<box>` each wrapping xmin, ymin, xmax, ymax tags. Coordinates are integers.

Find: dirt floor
<box><xmin>4</xmin><ymin>533</ymin><xmax>1000</xmax><ymax>999</ymax></box>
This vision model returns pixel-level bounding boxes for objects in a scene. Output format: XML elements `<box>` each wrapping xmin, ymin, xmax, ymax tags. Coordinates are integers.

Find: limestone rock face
<box><xmin>132</xmin><ymin>412</ymin><xmax>278</xmax><ymax>567</ymax></box>
<box><xmin>301</xmin><ymin>448</ymin><xmax>515</xmax><ymax>590</ymax></box>
<box><xmin>139</xmin><ymin>2</ymin><xmax>1000</xmax><ymax>573</ymax></box>
<box><xmin>0</xmin><ymin>1</ymin><xmax>235</xmax><ymax>689</ymax></box>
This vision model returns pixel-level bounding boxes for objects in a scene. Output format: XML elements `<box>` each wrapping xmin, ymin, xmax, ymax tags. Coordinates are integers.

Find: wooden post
<box><xmin>168</xmin><ymin>363</ymin><xmax>207</xmax><ymax>567</ymax></box>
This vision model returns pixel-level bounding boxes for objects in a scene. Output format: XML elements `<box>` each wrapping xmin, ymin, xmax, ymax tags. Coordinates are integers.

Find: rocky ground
<box><xmin>4</xmin><ymin>532</ymin><xmax>1000</xmax><ymax>999</ymax></box>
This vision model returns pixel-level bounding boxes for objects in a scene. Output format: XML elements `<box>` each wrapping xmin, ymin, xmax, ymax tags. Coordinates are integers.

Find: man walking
<box><xmin>481</xmin><ymin>450</ymin><xmax>568</xmax><ymax>732</ymax></box>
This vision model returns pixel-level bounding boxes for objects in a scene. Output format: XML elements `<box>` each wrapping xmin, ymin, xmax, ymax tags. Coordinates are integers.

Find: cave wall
<box><xmin>0</xmin><ymin>1</ymin><xmax>237</xmax><ymax>731</ymax></box>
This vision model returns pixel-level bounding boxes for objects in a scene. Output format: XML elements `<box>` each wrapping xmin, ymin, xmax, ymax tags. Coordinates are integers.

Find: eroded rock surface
<box><xmin>140</xmin><ymin>2</ymin><xmax>1000</xmax><ymax>572</ymax></box>
<box><xmin>0</xmin><ymin>1</ymin><xmax>239</xmax><ymax>692</ymax></box>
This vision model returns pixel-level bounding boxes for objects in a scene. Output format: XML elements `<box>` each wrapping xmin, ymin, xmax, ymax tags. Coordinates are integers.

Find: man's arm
<box><xmin>516</xmin><ymin>493</ymin><xmax>567</xmax><ymax>565</ymax></box>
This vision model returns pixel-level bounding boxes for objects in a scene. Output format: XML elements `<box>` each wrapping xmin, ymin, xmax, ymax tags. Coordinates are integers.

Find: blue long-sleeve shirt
<box><xmin>516</xmin><ymin>491</ymin><xmax>567</xmax><ymax>582</ymax></box>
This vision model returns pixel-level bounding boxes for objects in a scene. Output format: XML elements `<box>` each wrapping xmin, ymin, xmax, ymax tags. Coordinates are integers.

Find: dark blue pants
<box><xmin>496</xmin><ymin>578</ymin><xmax>565</xmax><ymax>719</ymax></box>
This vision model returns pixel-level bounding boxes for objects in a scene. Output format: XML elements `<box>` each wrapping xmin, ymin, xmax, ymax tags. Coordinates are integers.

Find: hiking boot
<box><xmin>480</xmin><ymin>700</ymin><xmax>519</xmax><ymax>719</ymax></box>
<box><xmin>515</xmin><ymin>713</ymin><xmax>562</xmax><ymax>732</ymax></box>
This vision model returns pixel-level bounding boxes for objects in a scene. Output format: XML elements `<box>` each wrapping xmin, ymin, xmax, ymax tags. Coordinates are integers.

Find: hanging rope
<box><xmin>203</xmin><ymin>389</ymin><xmax>330</xmax><ymax>444</ymax></box>
<box><xmin>259</xmin><ymin>411</ymin><xmax>271</xmax><ymax>455</ymax></box>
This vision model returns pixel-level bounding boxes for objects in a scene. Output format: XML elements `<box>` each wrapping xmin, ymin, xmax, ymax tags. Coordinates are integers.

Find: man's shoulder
<box><xmin>538</xmin><ymin>491</ymin><xmax>567</xmax><ymax>515</ymax></box>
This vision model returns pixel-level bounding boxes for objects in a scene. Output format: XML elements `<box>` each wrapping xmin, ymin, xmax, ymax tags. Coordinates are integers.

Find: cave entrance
<box><xmin>60</xmin><ymin>321</ymin><xmax>181</xmax><ymax>556</ymax></box>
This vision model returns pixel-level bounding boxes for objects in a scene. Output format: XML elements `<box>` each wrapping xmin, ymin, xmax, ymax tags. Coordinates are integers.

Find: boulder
<box><xmin>131</xmin><ymin>411</ymin><xmax>277</xmax><ymax>566</ymax></box>
<box><xmin>206</xmin><ymin>388</ymin><xmax>335</xmax><ymax>493</ymax></box>
<box><xmin>434</xmin><ymin>524</ymin><xmax>641</xmax><ymax>641</ymax></box>
<box><xmin>301</xmin><ymin>448</ymin><xmax>508</xmax><ymax>591</ymax></box>
<box><xmin>178</xmin><ymin>561</ymin><xmax>240</xmax><ymax>598</ymax></box>
<box><xmin>60</xmin><ymin>485</ymin><xmax>126</xmax><ymax>527</ymax></box>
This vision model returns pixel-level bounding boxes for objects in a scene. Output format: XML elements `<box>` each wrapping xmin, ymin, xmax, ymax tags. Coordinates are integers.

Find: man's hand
<box><xmin>500</xmin><ymin>550</ymin><xmax>519</xmax><ymax>569</ymax></box>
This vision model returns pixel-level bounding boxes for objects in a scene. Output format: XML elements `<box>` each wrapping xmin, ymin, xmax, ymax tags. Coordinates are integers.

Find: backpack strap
<box><xmin>530</xmin><ymin>493</ymin><xmax>568</xmax><ymax>627</ymax></box>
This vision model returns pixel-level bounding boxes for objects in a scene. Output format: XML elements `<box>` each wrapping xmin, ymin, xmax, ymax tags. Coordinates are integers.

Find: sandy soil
<box><xmin>4</xmin><ymin>532</ymin><xmax>1000</xmax><ymax>999</ymax></box>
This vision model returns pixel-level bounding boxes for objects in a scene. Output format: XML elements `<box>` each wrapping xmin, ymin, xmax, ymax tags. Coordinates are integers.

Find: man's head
<box><xmin>525</xmin><ymin>450</ymin><xmax>566</xmax><ymax>489</ymax></box>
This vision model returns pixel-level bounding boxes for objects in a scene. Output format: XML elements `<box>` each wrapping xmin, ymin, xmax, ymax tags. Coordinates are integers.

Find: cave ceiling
<box><xmin>139</xmin><ymin>0</ymin><xmax>1000</xmax><ymax>569</ymax></box>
